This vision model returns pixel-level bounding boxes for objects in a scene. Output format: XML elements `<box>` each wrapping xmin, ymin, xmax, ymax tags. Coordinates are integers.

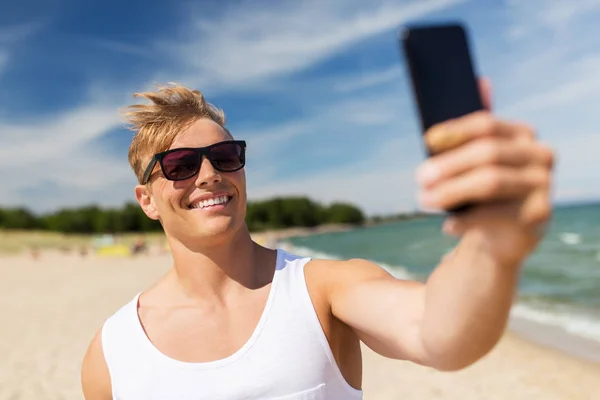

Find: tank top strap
<box><xmin>271</xmin><ymin>248</ymin><xmax>313</xmax><ymax>300</ymax></box>
<box><xmin>270</xmin><ymin>248</ymin><xmax>363</xmax><ymax>399</ymax></box>
<box><xmin>101</xmin><ymin>292</ymin><xmax>150</xmax><ymax>386</ymax></box>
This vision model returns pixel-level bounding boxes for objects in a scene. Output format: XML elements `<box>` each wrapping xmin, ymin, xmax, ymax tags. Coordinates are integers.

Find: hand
<box><xmin>415</xmin><ymin>78</ymin><xmax>555</xmax><ymax>266</ymax></box>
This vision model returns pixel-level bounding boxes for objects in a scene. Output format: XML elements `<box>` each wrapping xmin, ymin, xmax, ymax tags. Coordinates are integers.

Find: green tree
<box><xmin>325</xmin><ymin>203</ymin><xmax>365</xmax><ymax>225</ymax></box>
<box><xmin>0</xmin><ymin>196</ymin><xmax>365</xmax><ymax>233</ymax></box>
<box><xmin>0</xmin><ymin>208</ymin><xmax>40</xmax><ymax>229</ymax></box>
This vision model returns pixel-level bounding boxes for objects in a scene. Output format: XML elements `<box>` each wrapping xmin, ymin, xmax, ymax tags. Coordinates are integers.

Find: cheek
<box><xmin>235</xmin><ymin>170</ymin><xmax>247</xmax><ymax>189</ymax></box>
<box><xmin>235</xmin><ymin>175</ymin><xmax>248</xmax><ymax>201</ymax></box>
<box><xmin>155</xmin><ymin>182</ymin><xmax>186</xmax><ymax>211</ymax></box>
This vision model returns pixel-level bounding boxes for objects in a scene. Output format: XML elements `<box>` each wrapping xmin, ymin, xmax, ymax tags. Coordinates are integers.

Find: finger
<box><xmin>478</xmin><ymin>77</ymin><xmax>493</xmax><ymax>111</ymax></box>
<box><xmin>425</xmin><ymin>112</ymin><xmax>537</xmax><ymax>155</ymax></box>
<box><xmin>417</xmin><ymin>138</ymin><xmax>555</xmax><ymax>187</ymax></box>
<box><xmin>520</xmin><ymin>187</ymin><xmax>553</xmax><ymax>228</ymax></box>
<box><xmin>419</xmin><ymin>165</ymin><xmax>549</xmax><ymax>211</ymax></box>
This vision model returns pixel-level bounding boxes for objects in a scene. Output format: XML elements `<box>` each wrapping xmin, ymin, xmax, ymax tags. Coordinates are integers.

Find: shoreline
<box><xmin>251</xmin><ymin>223</ymin><xmax>360</xmax><ymax>242</ymax></box>
<box><xmin>509</xmin><ymin>315</ymin><xmax>600</xmax><ymax>365</ymax></box>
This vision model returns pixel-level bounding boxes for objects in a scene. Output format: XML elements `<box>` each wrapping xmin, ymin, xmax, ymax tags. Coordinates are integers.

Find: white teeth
<box><xmin>192</xmin><ymin>195</ymin><xmax>230</xmax><ymax>209</ymax></box>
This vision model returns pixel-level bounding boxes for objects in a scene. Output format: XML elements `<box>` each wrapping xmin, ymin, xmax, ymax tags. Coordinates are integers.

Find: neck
<box><xmin>165</xmin><ymin>226</ymin><xmax>276</xmax><ymax>299</ymax></box>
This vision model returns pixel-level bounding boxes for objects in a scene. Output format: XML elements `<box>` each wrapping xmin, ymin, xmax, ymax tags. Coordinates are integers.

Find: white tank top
<box><xmin>101</xmin><ymin>249</ymin><xmax>363</xmax><ymax>400</ymax></box>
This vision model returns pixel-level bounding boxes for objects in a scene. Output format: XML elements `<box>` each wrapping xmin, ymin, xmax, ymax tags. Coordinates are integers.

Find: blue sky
<box><xmin>1</xmin><ymin>0</ymin><xmax>600</xmax><ymax>216</ymax></box>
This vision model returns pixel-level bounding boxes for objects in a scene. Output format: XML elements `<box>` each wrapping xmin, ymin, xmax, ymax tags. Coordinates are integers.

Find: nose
<box><xmin>194</xmin><ymin>156</ymin><xmax>222</xmax><ymax>186</ymax></box>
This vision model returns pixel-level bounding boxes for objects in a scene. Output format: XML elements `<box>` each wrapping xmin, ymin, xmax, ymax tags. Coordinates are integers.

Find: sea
<box><xmin>280</xmin><ymin>202</ymin><xmax>600</xmax><ymax>362</ymax></box>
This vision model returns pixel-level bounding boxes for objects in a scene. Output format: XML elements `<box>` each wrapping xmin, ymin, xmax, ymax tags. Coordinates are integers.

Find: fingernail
<box><xmin>425</xmin><ymin>126</ymin><xmax>466</xmax><ymax>154</ymax></box>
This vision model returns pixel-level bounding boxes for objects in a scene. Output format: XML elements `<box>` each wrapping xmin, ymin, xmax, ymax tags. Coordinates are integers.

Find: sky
<box><xmin>1</xmin><ymin>0</ymin><xmax>600</xmax><ymax>216</ymax></box>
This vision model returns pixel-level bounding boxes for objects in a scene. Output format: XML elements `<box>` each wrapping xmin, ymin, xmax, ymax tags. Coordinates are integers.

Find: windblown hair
<box><xmin>121</xmin><ymin>83</ymin><xmax>229</xmax><ymax>184</ymax></box>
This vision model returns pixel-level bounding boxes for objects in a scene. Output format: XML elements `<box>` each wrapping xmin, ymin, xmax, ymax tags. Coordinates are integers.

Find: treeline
<box><xmin>245</xmin><ymin>197</ymin><xmax>364</xmax><ymax>231</ymax></box>
<box><xmin>369</xmin><ymin>211</ymin><xmax>429</xmax><ymax>224</ymax></box>
<box><xmin>0</xmin><ymin>197</ymin><xmax>365</xmax><ymax>234</ymax></box>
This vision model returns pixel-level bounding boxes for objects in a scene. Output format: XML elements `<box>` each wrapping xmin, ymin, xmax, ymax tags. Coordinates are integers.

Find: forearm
<box><xmin>420</xmin><ymin>230</ymin><xmax>522</xmax><ymax>370</ymax></box>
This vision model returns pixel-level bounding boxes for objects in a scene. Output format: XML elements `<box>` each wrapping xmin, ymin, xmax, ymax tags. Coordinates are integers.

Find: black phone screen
<box><xmin>400</xmin><ymin>23</ymin><xmax>483</xmax><ymax>133</ymax></box>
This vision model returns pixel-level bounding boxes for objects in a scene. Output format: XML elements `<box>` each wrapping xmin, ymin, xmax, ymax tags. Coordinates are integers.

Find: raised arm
<box><xmin>325</xmin><ymin>240</ymin><xmax>520</xmax><ymax>371</ymax></box>
<box><xmin>81</xmin><ymin>329</ymin><xmax>113</xmax><ymax>400</ymax></box>
<box><xmin>326</xmin><ymin>101</ymin><xmax>553</xmax><ymax>371</ymax></box>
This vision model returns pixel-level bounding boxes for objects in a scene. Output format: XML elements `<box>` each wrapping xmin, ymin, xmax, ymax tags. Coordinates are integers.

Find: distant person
<box><xmin>30</xmin><ymin>246</ymin><xmax>40</xmax><ymax>260</ymax></box>
<box><xmin>130</xmin><ymin>237</ymin><xmax>148</xmax><ymax>256</ymax></box>
<box><xmin>81</xmin><ymin>82</ymin><xmax>554</xmax><ymax>399</ymax></box>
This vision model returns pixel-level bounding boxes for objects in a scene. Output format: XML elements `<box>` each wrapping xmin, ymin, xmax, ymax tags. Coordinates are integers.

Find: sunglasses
<box><xmin>141</xmin><ymin>140</ymin><xmax>246</xmax><ymax>184</ymax></box>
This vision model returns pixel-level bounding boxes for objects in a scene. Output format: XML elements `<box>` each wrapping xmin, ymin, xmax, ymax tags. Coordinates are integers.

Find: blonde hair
<box><xmin>121</xmin><ymin>83</ymin><xmax>229</xmax><ymax>183</ymax></box>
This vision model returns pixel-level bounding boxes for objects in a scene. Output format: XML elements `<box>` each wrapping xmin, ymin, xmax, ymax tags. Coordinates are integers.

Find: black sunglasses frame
<box><xmin>141</xmin><ymin>140</ymin><xmax>247</xmax><ymax>184</ymax></box>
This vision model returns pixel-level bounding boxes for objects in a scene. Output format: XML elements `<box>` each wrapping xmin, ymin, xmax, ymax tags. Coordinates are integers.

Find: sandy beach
<box><xmin>1</xmin><ymin>250</ymin><xmax>599</xmax><ymax>400</ymax></box>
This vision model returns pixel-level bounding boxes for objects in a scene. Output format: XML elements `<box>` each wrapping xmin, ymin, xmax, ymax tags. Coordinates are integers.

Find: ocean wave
<box><xmin>278</xmin><ymin>241</ymin><xmax>415</xmax><ymax>280</ymax></box>
<box><xmin>280</xmin><ymin>242</ymin><xmax>600</xmax><ymax>344</ymax></box>
<box><xmin>511</xmin><ymin>302</ymin><xmax>600</xmax><ymax>343</ymax></box>
<box><xmin>559</xmin><ymin>232</ymin><xmax>581</xmax><ymax>245</ymax></box>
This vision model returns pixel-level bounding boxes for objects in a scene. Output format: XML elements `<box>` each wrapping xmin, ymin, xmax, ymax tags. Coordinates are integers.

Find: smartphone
<box><xmin>399</xmin><ymin>22</ymin><xmax>483</xmax><ymax>212</ymax></box>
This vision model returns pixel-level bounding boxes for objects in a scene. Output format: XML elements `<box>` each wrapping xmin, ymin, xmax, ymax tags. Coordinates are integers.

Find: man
<box><xmin>81</xmin><ymin>81</ymin><xmax>554</xmax><ymax>399</ymax></box>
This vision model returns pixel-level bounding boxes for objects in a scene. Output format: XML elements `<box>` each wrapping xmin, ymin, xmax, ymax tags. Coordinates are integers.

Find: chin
<box><xmin>195</xmin><ymin>217</ymin><xmax>242</xmax><ymax>240</ymax></box>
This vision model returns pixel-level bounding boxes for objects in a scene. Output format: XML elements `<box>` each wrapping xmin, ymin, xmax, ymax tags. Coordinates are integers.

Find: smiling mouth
<box><xmin>188</xmin><ymin>195</ymin><xmax>232</xmax><ymax>210</ymax></box>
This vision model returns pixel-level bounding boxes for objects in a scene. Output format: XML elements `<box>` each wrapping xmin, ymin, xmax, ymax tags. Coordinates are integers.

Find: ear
<box><xmin>135</xmin><ymin>184</ymin><xmax>160</xmax><ymax>220</ymax></box>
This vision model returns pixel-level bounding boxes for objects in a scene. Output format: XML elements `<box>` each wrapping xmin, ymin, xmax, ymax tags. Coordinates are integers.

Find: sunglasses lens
<box><xmin>208</xmin><ymin>142</ymin><xmax>245</xmax><ymax>171</ymax></box>
<box><xmin>162</xmin><ymin>149</ymin><xmax>200</xmax><ymax>180</ymax></box>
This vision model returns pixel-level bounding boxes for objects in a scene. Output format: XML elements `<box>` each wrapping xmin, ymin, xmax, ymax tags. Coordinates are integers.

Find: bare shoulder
<box><xmin>306</xmin><ymin>257</ymin><xmax>428</xmax><ymax>362</ymax></box>
<box><xmin>81</xmin><ymin>327</ymin><xmax>112</xmax><ymax>400</ymax></box>
<box><xmin>305</xmin><ymin>257</ymin><xmax>424</xmax><ymax>311</ymax></box>
<box><xmin>304</xmin><ymin>257</ymin><xmax>426</xmax><ymax>361</ymax></box>
<box><xmin>305</xmin><ymin>257</ymin><xmax>400</xmax><ymax>295</ymax></box>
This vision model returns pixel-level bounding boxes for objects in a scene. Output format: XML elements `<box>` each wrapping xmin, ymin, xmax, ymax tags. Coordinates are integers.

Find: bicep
<box><xmin>327</xmin><ymin>259</ymin><xmax>429</xmax><ymax>364</ymax></box>
<box><xmin>81</xmin><ymin>328</ymin><xmax>112</xmax><ymax>400</ymax></box>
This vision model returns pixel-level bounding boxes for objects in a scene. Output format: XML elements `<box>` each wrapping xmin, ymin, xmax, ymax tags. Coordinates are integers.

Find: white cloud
<box><xmin>242</xmin><ymin>87</ymin><xmax>424</xmax><ymax>214</ymax></box>
<box><xmin>162</xmin><ymin>0</ymin><xmax>467</xmax><ymax>91</ymax></box>
<box><xmin>492</xmin><ymin>4</ymin><xmax>600</xmax><ymax>206</ymax></box>
<box><xmin>325</xmin><ymin>95</ymin><xmax>404</xmax><ymax>126</ymax></box>
<box><xmin>524</xmin><ymin>0</ymin><xmax>600</xmax><ymax>28</ymax></box>
<box><xmin>247</xmin><ymin>136</ymin><xmax>423</xmax><ymax>215</ymax></box>
<box><xmin>0</xmin><ymin>105</ymin><xmax>121</xmax><ymax>164</ymax></box>
<box><xmin>551</xmin><ymin>131</ymin><xmax>600</xmax><ymax>203</ymax></box>
<box><xmin>500</xmin><ymin>69</ymin><xmax>600</xmax><ymax>117</ymax></box>
<box><xmin>84</xmin><ymin>37</ymin><xmax>155</xmax><ymax>58</ymax></box>
<box><xmin>0</xmin><ymin>21</ymin><xmax>44</xmax><ymax>80</ymax></box>
<box><xmin>239</xmin><ymin>81</ymin><xmax>414</xmax><ymax>178</ymax></box>
<box><xmin>506</xmin><ymin>0</ymin><xmax>600</xmax><ymax>39</ymax></box>
<box><xmin>0</xmin><ymin>100</ymin><xmax>129</xmax><ymax>209</ymax></box>
<box><xmin>0</xmin><ymin>21</ymin><xmax>43</xmax><ymax>43</ymax></box>
<box><xmin>333</xmin><ymin>66</ymin><xmax>403</xmax><ymax>93</ymax></box>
